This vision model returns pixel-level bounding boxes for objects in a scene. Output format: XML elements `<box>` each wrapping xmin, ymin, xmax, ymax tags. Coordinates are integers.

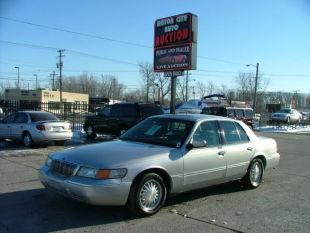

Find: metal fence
<box><xmin>0</xmin><ymin>101</ymin><xmax>94</xmax><ymax>131</ymax></box>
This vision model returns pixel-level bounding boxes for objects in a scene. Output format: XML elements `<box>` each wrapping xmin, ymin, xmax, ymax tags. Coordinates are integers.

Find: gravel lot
<box><xmin>0</xmin><ymin>132</ymin><xmax>309</xmax><ymax>233</ymax></box>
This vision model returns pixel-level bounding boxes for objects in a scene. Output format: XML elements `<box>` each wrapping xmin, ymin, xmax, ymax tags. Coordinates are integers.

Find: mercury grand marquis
<box><xmin>39</xmin><ymin>114</ymin><xmax>280</xmax><ymax>216</ymax></box>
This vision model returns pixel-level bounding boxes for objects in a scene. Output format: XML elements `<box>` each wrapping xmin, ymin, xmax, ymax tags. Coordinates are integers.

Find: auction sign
<box><xmin>154</xmin><ymin>13</ymin><xmax>198</xmax><ymax>72</ymax></box>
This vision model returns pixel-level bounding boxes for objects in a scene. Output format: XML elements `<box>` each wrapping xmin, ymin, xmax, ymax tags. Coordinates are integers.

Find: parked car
<box><xmin>175</xmin><ymin>99</ymin><xmax>203</xmax><ymax>114</ymax></box>
<box><xmin>39</xmin><ymin>114</ymin><xmax>280</xmax><ymax>216</ymax></box>
<box><xmin>0</xmin><ymin>111</ymin><xmax>72</xmax><ymax>147</ymax></box>
<box><xmin>271</xmin><ymin>108</ymin><xmax>302</xmax><ymax>123</ymax></box>
<box><xmin>83</xmin><ymin>103</ymin><xmax>164</xmax><ymax>138</ymax></box>
<box><xmin>202</xmin><ymin>106</ymin><xmax>254</xmax><ymax>128</ymax></box>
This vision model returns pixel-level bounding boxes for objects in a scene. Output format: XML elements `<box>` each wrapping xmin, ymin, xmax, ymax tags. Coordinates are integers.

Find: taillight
<box><xmin>36</xmin><ymin>124</ymin><xmax>46</xmax><ymax>131</ymax></box>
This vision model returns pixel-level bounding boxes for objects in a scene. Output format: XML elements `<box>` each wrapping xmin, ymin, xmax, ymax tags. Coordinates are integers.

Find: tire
<box><xmin>127</xmin><ymin>173</ymin><xmax>167</xmax><ymax>216</ymax></box>
<box><xmin>85</xmin><ymin>125</ymin><xmax>96</xmax><ymax>139</ymax></box>
<box><xmin>243</xmin><ymin>158</ymin><xmax>264</xmax><ymax>189</ymax></box>
<box><xmin>23</xmin><ymin>132</ymin><xmax>34</xmax><ymax>148</ymax></box>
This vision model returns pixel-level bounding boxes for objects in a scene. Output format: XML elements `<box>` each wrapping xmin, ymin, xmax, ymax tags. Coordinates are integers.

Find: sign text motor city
<box><xmin>155</xmin><ymin>14</ymin><xmax>191</xmax><ymax>48</ymax></box>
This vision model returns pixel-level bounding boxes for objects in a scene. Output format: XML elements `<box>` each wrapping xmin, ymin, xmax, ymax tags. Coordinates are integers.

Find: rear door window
<box><xmin>235</xmin><ymin>123</ymin><xmax>250</xmax><ymax>142</ymax></box>
<box><xmin>220</xmin><ymin>121</ymin><xmax>240</xmax><ymax>144</ymax></box>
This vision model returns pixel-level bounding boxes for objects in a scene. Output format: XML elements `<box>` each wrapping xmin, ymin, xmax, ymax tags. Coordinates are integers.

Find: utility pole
<box><xmin>14</xmin><ymin>66</ymin><xmax>20</xmax><ymax>88</ymax></box>
<box><xmin>146</xmin><ymin>75</ymin><xmax>149</xmax><ymax>103</ymax></box>
<box><xmin>33</xmin><ymin>74</ymin><xmax>38</xmax><ymax>89</ymax></box>
<box><xmin>57</xmin><ymin>49</ymin><xmax>65</xmax><ymax>106</ymax></box>
<box><xmin>253</xmin><ymin>63</ymin><xmax>259</xmax><ymax>114</ymax></box>
<box><xmin>170</xmin><ymin>76</ymin><xmax>177</xmax><ymax>114</ymax></box>
<box><xmin>50</xmin><ymin>71</ymin><xmax>56</xmax><ymax>90</ymax></box>
<box><xmin>185</xmin><ymin>70</ymin><xmax>189</xmax><ymax>102</ymax></box>
<box><xmin>192</xmin><ymin>86</ymin><xmax>196</xmax><ymax>99</ymax></box>
<box><xmin>246</xmin><ymin>62</ymin><xmax>259</xmax><ymax>113</ymax></box>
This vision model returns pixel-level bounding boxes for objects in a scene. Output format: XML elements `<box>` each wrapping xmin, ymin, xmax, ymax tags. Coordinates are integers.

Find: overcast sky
<box><xmin>0</xmin><ymin>0</ymin><xmax>309</xmax><ymax>93</ymax></box>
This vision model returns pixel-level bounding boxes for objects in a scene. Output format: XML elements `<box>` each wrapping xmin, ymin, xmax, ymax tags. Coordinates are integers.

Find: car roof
<box><xmin>150</xmin><ymin>114</ymin><xmax>232</xmax><ymax>122</ymax></box>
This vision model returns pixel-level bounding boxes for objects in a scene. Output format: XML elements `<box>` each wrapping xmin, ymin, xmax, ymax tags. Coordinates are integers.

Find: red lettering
<box><xmin>155</xmin><ymin>28</ymin><xmax>191</xmax><ymax>47</ymax></box>
<box><xmin>176</xmin><ymin>30</ymin><xmax>183</xmax><ymax>40</ymax></box>
<box><xmin>155</xmin><ymin>37</ymin><xmax>160</xmax><ymax>47</ymax></box>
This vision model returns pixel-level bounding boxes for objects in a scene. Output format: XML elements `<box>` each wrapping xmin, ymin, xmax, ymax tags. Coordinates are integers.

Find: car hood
<box><xmin>50</xmin><ymin>140</ymin><xmax>175</xmax><ymax>168</ymax></box>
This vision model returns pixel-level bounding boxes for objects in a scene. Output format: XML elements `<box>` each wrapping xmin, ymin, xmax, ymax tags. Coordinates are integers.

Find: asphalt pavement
<box><xmin>0</xmin><ymin>132</ymin><xmax>309</xmax><ymax>233</ymax></box>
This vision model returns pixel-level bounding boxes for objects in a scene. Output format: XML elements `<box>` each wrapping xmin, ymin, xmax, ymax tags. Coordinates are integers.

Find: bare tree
<box><xmin>139</xmin><ymin>62</ymin><xmax>170</xmax><ymax>104</ymax></box>
<box><xmin>235</xmin><ymin>72</ymin><xmax>269</xmax><ymax>101</ymax></box>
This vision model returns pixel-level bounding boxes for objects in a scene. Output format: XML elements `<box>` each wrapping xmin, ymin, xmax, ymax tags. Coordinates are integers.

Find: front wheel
<box><xmin>85</xmin><ymin>125</ymin><xmax>96</xmax><ymax>139</ymax></box>
<box><xmin>243</xmin><ymin>158</ymin><xmax>264</xmax><ymax>189</ymax></box>
<box><xmin>127</xmin><ymin>173</ymin><xmax>167</xmax><ymax>216</ymax></box>
<box><xmin>23</xmin><ymin>132</ymin><xmax>34</xmax><ymax>148</ymax></box>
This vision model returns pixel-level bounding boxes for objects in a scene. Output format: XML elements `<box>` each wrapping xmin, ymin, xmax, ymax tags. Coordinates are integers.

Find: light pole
<box><xmin>246</xmin><ymin>63</ymin><xmax>259</xmax><ymax>113</ymax></box>
<box><xmin>33</xmin><ymin>74</ymin><xmax>38</xmax><ymax>89</ymax></box>
<box><xmin>14</xmin><ymin>66</ymin><xmax>20</xmax><ymax>88</ymax></box>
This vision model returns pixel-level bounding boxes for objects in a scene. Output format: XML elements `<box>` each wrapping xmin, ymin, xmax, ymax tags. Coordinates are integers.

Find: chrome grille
<box><xmin>51</xmin><ymin>160</ymin><xmax>77</xmax><ymax>177</ymax></box>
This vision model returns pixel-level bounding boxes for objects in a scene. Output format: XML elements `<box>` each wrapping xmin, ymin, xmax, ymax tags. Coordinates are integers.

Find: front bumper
<box><xmin>38</xmin><ymin>165</ymin><xmax>132</xmax><ymax>206</ymax></box>
<box><xmin>266</xmin><ymin>152</ymin><xmax>280</xmax><ymax>169</ymax></box>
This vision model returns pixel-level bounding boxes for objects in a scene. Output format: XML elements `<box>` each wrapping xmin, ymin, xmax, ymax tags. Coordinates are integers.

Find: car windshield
<box><xmin>278</xmin><ymin>109</ymin><xmax>291</xmax><ymax>113</ymax></box>
<box><xmin>120</xmin><ymin>118</ymin><xmax>194</xmax><ymax>148</ymax></box>
<box><xmin>29</xmin><ymin>112</ymin><xmax>59</xmax><ymax>122</ymax></box>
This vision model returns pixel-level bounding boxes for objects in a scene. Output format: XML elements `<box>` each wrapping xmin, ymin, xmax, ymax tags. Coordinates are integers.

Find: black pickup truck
<box><xmin>84</xmin><ymin>103</ymin><xmax>163</xmax><ymax>138</ymax></box>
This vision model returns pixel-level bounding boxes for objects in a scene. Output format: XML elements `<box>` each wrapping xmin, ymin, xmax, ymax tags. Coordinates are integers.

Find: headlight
<box><xmin>46</xmin><ymin>157</ymin><xmax>52</xmax><ymax>167</ymax></box>
<box><xmin>76</xmin><ymin>167</ymin><xmax>127</xmax><ymax>179</ymax></box>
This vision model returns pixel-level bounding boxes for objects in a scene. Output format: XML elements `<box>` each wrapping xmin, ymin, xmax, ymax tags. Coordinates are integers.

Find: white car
<box><xmin>271</xmin><ymin>108</ymin><xmax>302</xmax><ymax>123</ymax></box>
<box><xmin>0</xmin><ymin>111</ymin><xmax>73</xmax><ymax>147</ymax></box>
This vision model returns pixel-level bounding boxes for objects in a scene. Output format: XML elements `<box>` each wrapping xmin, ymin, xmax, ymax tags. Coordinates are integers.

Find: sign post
<box><xmin>153</xmin><ymin>13</ymin><xmax>198</xmax><ymax>114</ymax></box>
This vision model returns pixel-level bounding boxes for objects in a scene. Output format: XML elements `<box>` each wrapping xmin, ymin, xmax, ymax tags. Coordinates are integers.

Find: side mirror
<box><xmin>187</xmin><ymin>139</ymin><xmax>207</xmax><ymax>150</ymax></box>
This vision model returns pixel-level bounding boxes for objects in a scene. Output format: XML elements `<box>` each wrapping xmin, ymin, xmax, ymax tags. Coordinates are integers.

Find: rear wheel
<box><xmin>243</xmin><ymin>158</ymin><xmax>264</xmax><ymax>189</ymax></box>
<box><xmin>85</xmin><ymin>125</ymin><xmax>96</xmax><ymax>139</ymax></box>
<box><xmin>127</xmin><ymin>173</ymin><xmax>167</xmax><ymax>216</ymax></box>
<box><xmin>23</xmin><ymin>132</ymin><xmax>33</xmax><ymax>148</ymax></box>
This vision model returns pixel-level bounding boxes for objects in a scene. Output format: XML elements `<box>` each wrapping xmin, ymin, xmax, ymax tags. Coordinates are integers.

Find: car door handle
<box><xmin>218</xmin><ymin>150</ymin><xmax>226</xmax><ymax>156</ymax></box>
<box><xmin>247</xmin><ymin>147</ymin><xmax>253</xmax><ymax>151</ymax></box>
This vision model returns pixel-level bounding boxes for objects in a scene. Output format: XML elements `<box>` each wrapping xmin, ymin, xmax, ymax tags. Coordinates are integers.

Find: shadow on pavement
<box><xmin>0</xmin><ymin>181</ymin><xmax>246</xmax><ymax>233</ymax></box>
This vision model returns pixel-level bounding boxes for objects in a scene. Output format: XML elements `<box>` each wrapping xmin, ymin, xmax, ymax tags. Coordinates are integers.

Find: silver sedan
<box><xmin>39</xmin><ymin>114</ymin><xmax>280</xmax><ymax>216</ymax></box>
<box><xmin>0</xmin><ymin>111</ymin><xmax>73</xmax><ymax>147</ymax></box>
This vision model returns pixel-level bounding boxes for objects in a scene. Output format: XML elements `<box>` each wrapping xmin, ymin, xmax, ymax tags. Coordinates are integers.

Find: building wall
<box><xmin>4</xmin><ymin>89</ymin><xmax>89</xmax><ymax>104</ymax></box>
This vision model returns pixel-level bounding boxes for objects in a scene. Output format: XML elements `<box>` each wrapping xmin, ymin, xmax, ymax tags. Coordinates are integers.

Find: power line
<box><xmin>0</xmin><ymin>16</ymin><xmax>252</xmax><ymax>66</ymax></box>
<box><xmin>0</xmin><ymin>16</ymin><xmax>151</xmax><ymax>49</ymax></box>
<box><xmin>0</xmin><ymin>40</ymin><xmax>137</xmax><ymax>66</ymax></box>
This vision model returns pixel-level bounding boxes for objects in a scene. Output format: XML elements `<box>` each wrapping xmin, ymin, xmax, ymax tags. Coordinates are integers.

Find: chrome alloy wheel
<box><xmin>23</xmin><ymin>134</ymin><xmax>32</xmax><ymax>147</ymax></box>
<box><xmin>250</xmin><ymin>161</ymin><xmax>263</xmax><ymax>187</ymax></box>
<box><xmin>139</xmin><ymin>179</ymin><xmax>163</xmax><ymax>211</ymax></box>
<box><xmin>86</xmin><ymin>126</ymin><xmax>93</xmax><ymax>136</ymax></box>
